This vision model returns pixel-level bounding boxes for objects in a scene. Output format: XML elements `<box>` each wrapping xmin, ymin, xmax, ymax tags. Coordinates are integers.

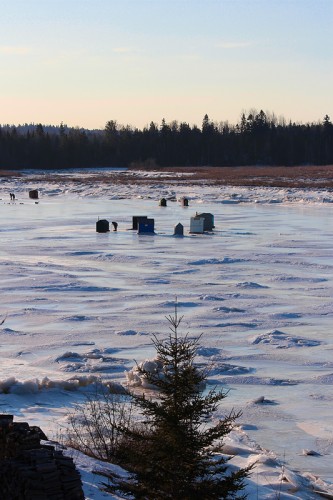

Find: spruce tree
<box><xmin>113</xmin><ymin>306</ymin><xmax>251</xmax><ymax>499</ymax></box>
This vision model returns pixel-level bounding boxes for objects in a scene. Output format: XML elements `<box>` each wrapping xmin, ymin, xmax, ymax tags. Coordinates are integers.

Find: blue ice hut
<box><xmin>138</xmin><ymin>218</ymin><xmax>155</xmax><ymax>234</ymax></box>
<box><xmin>96</xmin><ymin>219</ymin><xmax>110</xmax><ymax>233</ymax></box>
<box><xmin>196</xmin><ymin>212</ymin><xmax>215</xmax><ymax>231</ymax></box>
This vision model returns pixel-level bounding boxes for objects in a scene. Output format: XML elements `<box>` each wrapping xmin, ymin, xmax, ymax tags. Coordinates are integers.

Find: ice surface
<box><xmin>1</xmin><ymin>169</ymin><xmax>333</xmax><ymax>497</ymax></box>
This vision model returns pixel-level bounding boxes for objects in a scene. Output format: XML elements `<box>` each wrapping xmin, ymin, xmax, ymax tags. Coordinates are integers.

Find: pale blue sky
<box><xmin>0</xmin><ymin>0</ymin><xmax>332</xmax><ymax>129</ymax></box>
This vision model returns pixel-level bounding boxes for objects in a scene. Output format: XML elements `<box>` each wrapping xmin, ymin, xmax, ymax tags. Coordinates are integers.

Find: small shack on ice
<box><xmin>138</xmin><ymin>218</ymin><xmax>155</xmax><ymax>234</ymax></box>
<box><xmin>190</xmin><ymin>212</ymin><xmax>215</xmax><ymax>234</ymax></box>
<box><xmin>96</xmin><ymin>219</ymin><xmax>110</xmax><ymax>233</ymax></box>
<box><xmin>132</xmin><ymin>216</ymin><xmax>148</xmax><ymax>230</ymax></box>
<box><xmin>195</xmin><ymin>212</ymin><xmax>215</xmax><ymax>231</ymax></box>
<box><xmin>190</xmin><ymin>216</ymin><xmax>204</xmax><ymax>234</ymax></box>
<box><xmin>29</xmin><ymin>189</ymin><xmax>39</xmax><ymax>199</ymax></box>
<box><xmin>174</xmin><ymin>223</ymin><xmax>184</xmax><ymax>236</ymax></box>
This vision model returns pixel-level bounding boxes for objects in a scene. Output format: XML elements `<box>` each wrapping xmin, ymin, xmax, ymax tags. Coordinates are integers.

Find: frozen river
<box><xmin>0</xmin><ymin>170</ymin><xmax>332</xmax><ymax>488</ymax></box>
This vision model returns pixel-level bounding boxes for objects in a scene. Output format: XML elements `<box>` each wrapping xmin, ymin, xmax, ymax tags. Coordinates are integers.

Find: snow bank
<box><xmin>55</xmin><ymin>349</ymin><xmax>128</xmax><ymax>374</ymax></box>
<box><xmin>250</xmin><ymin>329</ymin><xmax>321</xmax><ymax>348</ymax></box>
<box><xmin>126</xmin><ymin>357</ymin><xmax>164</xmax><ymax>389</ymax></box>
<box><xmin>61</xmin><ymin>425</ymin><xmax>333</xmax><ymax>500</ymax></box>
<box><xmin>0</xmin><ymin>376</ymin><xmax>125</xmax><ymax>395</ymax></box>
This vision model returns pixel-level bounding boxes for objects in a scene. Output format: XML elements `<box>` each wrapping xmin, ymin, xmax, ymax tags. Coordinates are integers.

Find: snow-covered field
<box><xmin>0</xmin><ymin>168</ymin><xmax>333</xmax><ymax>498</ymax></box>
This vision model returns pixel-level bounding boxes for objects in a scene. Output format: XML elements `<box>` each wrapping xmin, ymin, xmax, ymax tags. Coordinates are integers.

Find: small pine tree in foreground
<box><xmin>110</xmin><ymin>306</ymin><xmax>251</xmax><ymax>499</ymax></box>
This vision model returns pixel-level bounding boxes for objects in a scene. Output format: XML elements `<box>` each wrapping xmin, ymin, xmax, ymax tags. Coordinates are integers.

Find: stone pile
<box><xmin>0</xmin><ymin>414</ymin><xmax>84</xmax><ymax>500</ymax></box>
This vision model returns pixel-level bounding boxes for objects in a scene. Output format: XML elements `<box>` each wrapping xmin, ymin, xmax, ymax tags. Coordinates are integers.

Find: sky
<box><xmin>0</xmin><ymin>0</ymin><xmax>332</xmax><ymax>130</ymax></box>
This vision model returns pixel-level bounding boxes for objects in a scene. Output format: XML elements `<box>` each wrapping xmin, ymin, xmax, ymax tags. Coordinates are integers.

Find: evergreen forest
<box><xmin>0</xmin><ymin>111</ymin><xmax>332</xmax><ymax>170</ymax></box>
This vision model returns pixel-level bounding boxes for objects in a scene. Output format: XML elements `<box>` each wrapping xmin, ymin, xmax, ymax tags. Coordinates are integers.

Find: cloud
<box><xmin>216</xmin><ymin>41</ymin><xmax>254</xmax><ymax>49</ymax></box>
<box><xmin>0</xmin><ymin>46</ymin><xmax>31</xmax><ymax>55</ymax></box>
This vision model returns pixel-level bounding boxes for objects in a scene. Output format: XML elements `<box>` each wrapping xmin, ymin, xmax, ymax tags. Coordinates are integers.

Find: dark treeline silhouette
<box><xmin>1</xmin><ymin>111</ymin><xmax>332</xmax><ymax>169</ymax></box>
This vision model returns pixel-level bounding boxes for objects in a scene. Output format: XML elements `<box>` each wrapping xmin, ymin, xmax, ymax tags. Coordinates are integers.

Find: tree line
<box><xmin>0</xmin><ymin>111</ymin><xmax>332</xmax><ymax>169</ymax></box>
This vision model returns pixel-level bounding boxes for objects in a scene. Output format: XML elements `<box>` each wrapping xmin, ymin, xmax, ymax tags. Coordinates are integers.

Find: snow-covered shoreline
<box><xmin>1</xmin><ymin>166</ymin><xmax>333</xmax><ymax>204</ymax></box>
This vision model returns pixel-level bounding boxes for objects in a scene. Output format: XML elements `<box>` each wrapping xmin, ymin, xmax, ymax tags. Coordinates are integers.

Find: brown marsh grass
<box><xmin>1</xmin><ymin>165</ymin><xmax>333</xmax><ymax>188</ymax></box>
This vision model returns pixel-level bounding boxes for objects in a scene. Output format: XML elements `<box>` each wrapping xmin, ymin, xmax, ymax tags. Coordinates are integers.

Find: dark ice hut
<box><xmin>174</xmin><ymin>222</ymin><xmax>184</xmax><ymax>236</ymax></box>
<box><xmin>96</xmin><ymin>219</ymin><xmax>110</xmax><ymax>233</ymax></box>
<box><xmin>159</xmin><ymin>198</ymin><xmax>167</xmax><ymax>207</ymax></box>
<box><xmin>132</xmin><ymin>216</ymin><xmax>148</xmax><ymax>230</ymax></box>
<box><xmin>29</xmin><ymin>189</ymin><xmax>39</xmax><ymax>199</ymax></box>
<box><xmin>195</xmin><ymin>212</ymin><xmax>215</xmax><ymax>231</ymax></box>
<box><xmin>181</xmin><ymin>197</ymin><xmax>189</xmax><ymax>207</ymax></box>
<box><xmin>138</xmin><ymin>218</ymin><xmax>155</xmax><ymax>234</ymax></box>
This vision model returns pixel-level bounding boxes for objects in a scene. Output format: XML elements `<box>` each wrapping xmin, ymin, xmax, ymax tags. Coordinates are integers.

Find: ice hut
<box><xmin>132</xmin><ymin>216</ymin><xmax>148</xmax><ymax>230</ymax></box>
<box><xmin>190</xmin><ymin>216</ymin><xmax>204</xmax><ymax>234</ymax></box>
<box><xmin>181</xmin><ymin>197</ymin><xmax>189</xmax><ymax>207</ymax></box>
<box><xmin>174</xmin><ymin>222</ymin><xmax>184</xmax><ymax>236</ymax></box>
<box><xmin>159</xmin><ymin>198</ymin><xmax>167</xmax><ymax>207</ymax></box>
<box><xmin>29</xmin><ymin>189</ymin><xmax>39</xmax><ymax>199</ymax></box>
<box><xmin>138</xmin><ymin>218</ymin><xmax>155</xmax><ymax>234</ymax></box>
<box><xmin>96</xmin><ymin>219</ymin><xmax>110</xmax><ymax>233</ymax></box>
<box><xmin>195</xmin><ymin>212</ymin><xmax>215</xmax><ymax>231</ymax></box>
